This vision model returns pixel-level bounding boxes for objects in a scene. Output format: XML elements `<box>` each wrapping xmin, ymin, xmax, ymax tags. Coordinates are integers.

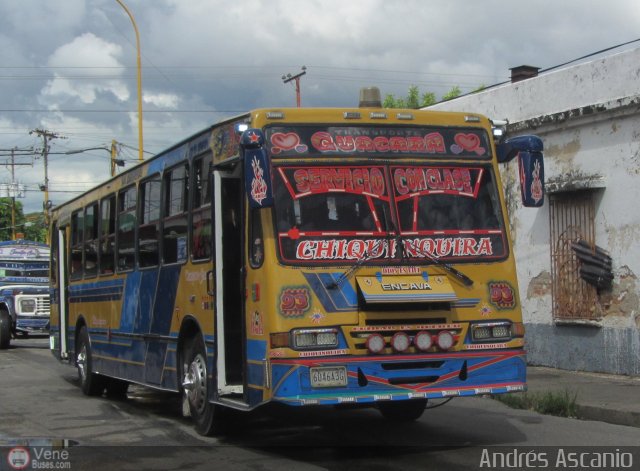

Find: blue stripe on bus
<box><xmin>146</xmin><ymin>265</ymin><xmax>182</xmax><ymax>385</ymax></box>
<box><xmin>68</xmin><ymin>279</ymin><xmax>125</xmax><ymax>303</ymax></box>
<box><xmin>247</xmin><ymin>339</ymin><xmax>267</xmax><ymax>361</ymax></box>
<box><xmin>147</xmin><ymin>145</ymin><xmax>186</xmax><ymax>174</ymax></box>
<box><xmin>303</xmin><ymin>272</ymin><xmax>358</xmax><ymax>313</ymax></box>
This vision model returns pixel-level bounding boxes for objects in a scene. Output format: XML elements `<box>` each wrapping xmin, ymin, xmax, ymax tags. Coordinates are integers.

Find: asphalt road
<box><xmin>2</xmin><ymin>338</ymin><xmax>639</xmax><ymax>470</ymax></box>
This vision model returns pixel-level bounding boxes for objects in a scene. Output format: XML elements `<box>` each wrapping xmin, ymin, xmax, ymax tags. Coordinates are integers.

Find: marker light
<box><xmin>391</xmin><ymin>332</ymin><xmax>410</xmax><ymax>353</ymax></box>
<box><xmin>366</xmin><ymin>333</ymin><xmax>386</xmax><ymax>354</ymax></box>
<box><xmin>414</xmin><ymin>331</ymin><xmax>433</xmax><ymax>351</ymax></box>
<box><xmin>436</xmin><ymin>331</ymin><xmax>455</xmax><ymax>351</ymax></box>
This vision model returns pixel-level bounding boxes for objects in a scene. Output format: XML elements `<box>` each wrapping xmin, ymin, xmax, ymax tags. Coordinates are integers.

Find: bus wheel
<box><xmin>76</xmin><ymin>326</ymin><xmax>106</xmax><ymax>396</ymax></box>
<box><xmin>378</xmin><ymin>399</ymin><xmax>427</xmax><ymax>422</ymax></box>
<box><xmin>0</xmin><ymin>309</ymin><xmax>11</xmax><ymax>349</ymax></box>
<box><xmin>182</xmin><ymin>336</ymin><xmax>223</xmax><ymax>436</ymax></box>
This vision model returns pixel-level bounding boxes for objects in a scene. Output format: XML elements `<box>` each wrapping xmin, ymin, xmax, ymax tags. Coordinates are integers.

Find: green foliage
<box><xmin>442</xmin><ymin>85</ymin><xmax>462</xmax><ymax>101</ymax></box>
<box><xmin>421</xmin><ymin>91</ymin><xmax>436</xmax><ymax>107</ymax></box>
<box><xmin>0</xmin><ymin>198</ymin><xmax>47</xmax><ymax>242</ymax></box>
<box><xmin>383</xmin><ymin>84</ymin><xmax>468</xmax><ymax>109</ymax></box>
<box><xmin>494</xmin><ymin>390</ymin><xmax>579</xmax><ymax>418</ymax></box>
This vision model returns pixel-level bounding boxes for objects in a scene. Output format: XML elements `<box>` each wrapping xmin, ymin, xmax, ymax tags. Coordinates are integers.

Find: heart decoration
<box><xmin>270</xmin><ymin>132</ymin><xmax>301</xmax><ymax>154</ymax></box>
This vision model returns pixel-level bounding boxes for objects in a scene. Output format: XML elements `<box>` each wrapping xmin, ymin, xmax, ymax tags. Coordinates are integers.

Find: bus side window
<box><xmin>163</xmin><ymin>163</ymin><xmax>189</xmax><ymax>264</ymax></box>
<box><xmin>84</xmin><ymin>203</ymin><xmax>99</xmax><ymax>277</ymax></box>
<box><xmin>117</xmin><ymin>186</ymin><xmax>137</xmax><ymax>272</ymax></box>
<box><xmin>139</xmin><ymin>175</ymin><xmax>161</xmax><ymax>267</ymax></box>
<box><xmin>191</xmin><ymin>154</ymin><xmax>212</xmax><ymax>261</ymax></box>
<box><xmin>99</xmin><ymin>195</ymin><xmax>116</xmax><ymax>275</ymax></box>
<box><xmin>70</xmin><ymin>210</ymin><xmax>83</xmax><ymax>280</ymax></box>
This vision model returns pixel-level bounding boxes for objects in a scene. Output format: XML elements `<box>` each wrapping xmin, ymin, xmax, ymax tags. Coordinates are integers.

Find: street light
<box><xmin>115</xmin><ymin>0</ymin><xmax>144</xmax><ymax>162</ymax></box>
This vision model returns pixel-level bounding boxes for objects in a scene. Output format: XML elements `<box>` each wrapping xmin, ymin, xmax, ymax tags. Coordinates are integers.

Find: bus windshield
<box><xmin>273</xmin><ymin>164</ymin><xmax>506</xmax><ymax>265</ymax></box>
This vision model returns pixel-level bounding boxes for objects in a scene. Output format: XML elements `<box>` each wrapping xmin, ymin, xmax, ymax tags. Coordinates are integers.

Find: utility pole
<box><xmin>10</xmin><ymin>149</ymin><xmax>16</xmax><ymax>240</ymax></box>
<box><xmin>111</xmin><ymin>140</ymin><xmax>120</xmax><ymax>177</ymax></box>
<box><xmin>0</xmin><ymin>147</ymin><xmax>32</xmax><ymax>240</ymax></box>
<box><xmin>282</xmin><ymin>66</ymin><xmax>307</xmax><ymax>107</ymax></box>
<box><xmin>30</xmin><ymin>129</ymin><xmax>66</xmax><ymax>235</ymax></box>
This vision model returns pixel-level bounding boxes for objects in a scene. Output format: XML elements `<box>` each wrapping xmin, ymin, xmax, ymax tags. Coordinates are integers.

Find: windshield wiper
<box><xmin>326</xmin><ymin>239</ymin><xmax>385</xmax><ymax>290</ymax></box>
<box><xmin>403</xmin><ymin>238</ymin><xmax>474</xmax><ymax>287</ymax></box>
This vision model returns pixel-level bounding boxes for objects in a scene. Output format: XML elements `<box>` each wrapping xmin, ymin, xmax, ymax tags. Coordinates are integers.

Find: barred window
<box><xmin>549</xmin><ymin>190</ymin><xmax>598</xmax><ymax>320</ymax></box>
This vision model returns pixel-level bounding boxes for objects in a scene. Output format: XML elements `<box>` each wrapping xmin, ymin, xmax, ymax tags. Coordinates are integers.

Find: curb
<box><xmin>577</xmin><ymin>405</ymin><xmax>640</xmax><ymax>429</ymax></box>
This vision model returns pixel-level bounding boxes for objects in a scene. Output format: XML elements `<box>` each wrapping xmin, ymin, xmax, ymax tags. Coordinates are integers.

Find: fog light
<box><xmin>391</xmin><ymin>332</ymin><xmax>410</xmax><ymax>352</ymax></box>
<box><xmin>414</xmin><ymin>331</ymin><xmax>433</xmax><ymax>351</ymax></box>
<box><xmin>436</xmin><ymin>331</ymin><xmax>455</xmax><ymax>350</ymax></box>
<box><xmin>366</xmin><ymin>334</ymin><xmax>385</xmax><ymax>354</ymax></box>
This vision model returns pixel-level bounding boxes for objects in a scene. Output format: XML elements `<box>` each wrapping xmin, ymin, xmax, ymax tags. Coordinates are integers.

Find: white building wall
<box><xmin>428</xmin><ymin>47</ymin><xmax>640</xmax><ymax>375</ymax></box>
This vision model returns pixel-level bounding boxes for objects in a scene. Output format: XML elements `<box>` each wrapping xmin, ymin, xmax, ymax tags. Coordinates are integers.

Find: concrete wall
<box><xmin>428</xmin><ymin>47</ymin><xmax>640</xmax><ymax>375</ymax></box>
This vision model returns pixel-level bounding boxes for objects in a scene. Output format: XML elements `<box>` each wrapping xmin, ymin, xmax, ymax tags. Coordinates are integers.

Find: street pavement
<box><xmin>526</xmin><ymin>365</ymin><xmax>640</xmax><ymax>428</ymax></box>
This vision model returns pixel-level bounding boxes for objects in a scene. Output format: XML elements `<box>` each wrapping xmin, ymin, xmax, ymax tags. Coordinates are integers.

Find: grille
<box><xmin>35</xmin><ymin>296</ymin><xmax>50</xmax><ymax>315</ymax></box>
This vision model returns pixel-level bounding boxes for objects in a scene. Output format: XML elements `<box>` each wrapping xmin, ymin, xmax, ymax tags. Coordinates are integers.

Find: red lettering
<box><xmin>425</xmin><ymin>133</ymin><xmax>445</xmax><ymax>153</ymax></box>
<box><xmin>294</xmin><ymin>169</ymin><xmax>310</xmax><ymax>193</ymax></box>
<box><xmin>426</xmin><ymin>168</ymin><xmax>444</xmax><ymax>190</ymax></box>
<box><xmin>311</xmin><ymin>131</ymin><xmax>336</xmax><ymax>152</ymax></box>
<box><xmin>355</xmin><ymin>136</ymin><xmax>375</xmax><ymax>151</ymax></box>
<box><xmin>477</xmin><ymin>237</ymin><xmax>492</xmax><ymax>255</ymax></box>
<box><xmin>394</xmin><ymin>169</ymin><xmax>409</xmax><ymax>195</ymax></box>
<box><xmin>373</xmin><ymin>136</ymin><xmax>390</xmax><ymax>152</ymax></box>
<box><xmin>335</xmin><ymin>135</ymin><xmax>356</xmax><ymax>152</ymax></box>
<box><xmin>389</xmin><ymin>136</ymin><xmax>408</xmax><ymax>152</ymax></box>
<box><xmin>407</xmin><ymin>136</ymin><xmax>426</xmax><ymax>152</ymax></box>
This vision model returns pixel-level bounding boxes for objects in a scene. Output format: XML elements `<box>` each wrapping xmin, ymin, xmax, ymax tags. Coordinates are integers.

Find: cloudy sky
<box><xmin>1</xmin><ymin>0</ymin><xmax>639</xmax><ymax>214</ymax></box>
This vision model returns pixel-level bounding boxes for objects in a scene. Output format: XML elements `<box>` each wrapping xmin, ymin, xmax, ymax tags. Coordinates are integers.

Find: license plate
<box><xmin>310</xmin><ymin>366</ymin><xmax>348</xmax><ymax>388</ymax></box>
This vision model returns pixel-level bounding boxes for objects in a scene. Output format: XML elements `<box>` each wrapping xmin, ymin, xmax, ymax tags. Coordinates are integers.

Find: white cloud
<box><xmin>41</xmin><ymin>32</ymin><xmax>129</xmax><ymax>103</ymax></box>
<box><xmin>143</xmin><ymin>92</ymin><xmax>179</xmax><ymax>109</ymax></box>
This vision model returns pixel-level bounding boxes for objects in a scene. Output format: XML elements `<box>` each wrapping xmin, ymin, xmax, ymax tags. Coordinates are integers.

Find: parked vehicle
<box><xmin>0</xmin><ymin>240</ymin><xmax>50</xmax><ymax>348</ymax></box>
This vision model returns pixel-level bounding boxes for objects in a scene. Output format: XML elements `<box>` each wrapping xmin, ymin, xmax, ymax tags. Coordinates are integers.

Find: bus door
<box><xmin>52</xmin><ymin>224</ymin><xmax>70</xmax><ymax>360</ymax></box>
<box><xmin>213</xmin><ymin>166</ymin><xmax>245</xmax><ymax>396</ymax></box>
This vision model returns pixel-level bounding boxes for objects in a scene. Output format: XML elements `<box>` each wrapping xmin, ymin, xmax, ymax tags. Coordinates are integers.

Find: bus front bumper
<box><xmin>16</xmin><ymin>317</ymin><xmax>50</xmax><ymax>335</ymax></box>
<box><xmin>269</xmin><ymin>349</ymin><xmax>526</xmax><ymax>406</ymax></box>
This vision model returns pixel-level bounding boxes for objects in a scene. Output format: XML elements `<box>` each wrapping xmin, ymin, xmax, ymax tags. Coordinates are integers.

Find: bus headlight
<box><xmin>19</xmin><ymin>298</ymin><xmax>37</xmax><ymax>314</ymax></box>
<box><xmin>292</xmin><ymin>328</ymin><xmax>339</xmax><ymax>350</ymax></box>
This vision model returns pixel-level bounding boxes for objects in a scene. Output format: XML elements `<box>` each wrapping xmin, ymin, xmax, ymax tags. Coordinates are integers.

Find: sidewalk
<box><xmin>526</xmin><ymin>366</ymin><xmax>640</xmax><ymax>428</ymax></box>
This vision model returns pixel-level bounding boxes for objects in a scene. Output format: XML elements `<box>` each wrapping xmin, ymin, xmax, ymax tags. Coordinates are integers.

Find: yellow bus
<box><xmin>49</xmin><ymin>88</ymin><xmax>544</xmax><ymax>435</ymax></box>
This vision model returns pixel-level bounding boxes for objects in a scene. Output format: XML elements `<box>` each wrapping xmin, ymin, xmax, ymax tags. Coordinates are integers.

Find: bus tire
<box><xmin>76</xmin><ymin>326</ymin><xmax>106</xmax><ymax>396</ymax></box>
<box><xmin>377</xmin><ymin>398</ymin><xmax>427</xmax><ymax>422</ymax></box>
<box><xmin>182</xmin><ymin>336</ymin><xmax>224</xmax><ymax>436</ymax></box>
<box><xmin>0</xmin><ymin>309</ymin><xmax>11</xmax><ymax>349</ymax></box>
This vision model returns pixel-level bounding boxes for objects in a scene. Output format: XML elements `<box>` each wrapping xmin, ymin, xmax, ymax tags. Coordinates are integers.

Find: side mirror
<box><xmin>497</xmin><ymin>135</ymin><xmax>545</xmax><ymax>207</ymax></box>
<box><xmin>518</xmin><ymin>150</ymin><xmax>544</xmax><ymax>207</ymax></box>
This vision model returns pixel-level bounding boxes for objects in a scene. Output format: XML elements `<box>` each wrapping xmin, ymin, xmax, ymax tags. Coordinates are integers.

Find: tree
<box><xmin>383</xmin><ymin>85</ymin><xmax>465</xmax><ymax>108</ymax></box>
<box><xmin>0</xmin><ymin>198</ymin><xmax>47</xmax><ymax>242</ymax></box>
<box><xmin>441</xmin><ymin>85</ymin><xmax>462</xmax><ymax>101</ymax></box>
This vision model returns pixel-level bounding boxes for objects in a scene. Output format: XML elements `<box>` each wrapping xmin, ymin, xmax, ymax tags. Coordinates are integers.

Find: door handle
<box><xmin>206</xmin><ymin>270</ymin><xmax>214</xmax><ymax>296</ymax></box>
